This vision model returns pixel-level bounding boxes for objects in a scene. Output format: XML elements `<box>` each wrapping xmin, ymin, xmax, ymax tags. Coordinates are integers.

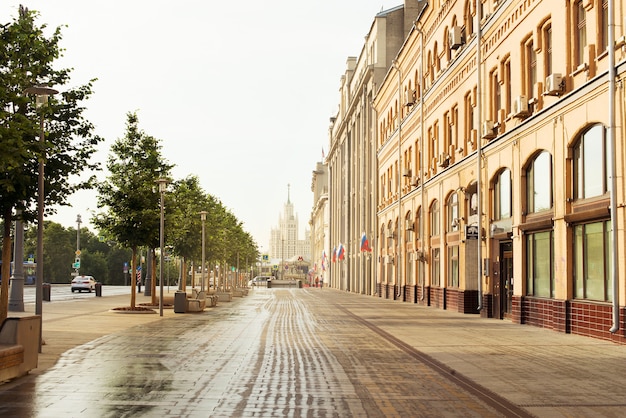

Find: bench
<box><xmin>187</xmin><ymin>289</ymin><xmax>207</xmax><ymax>312</ymax></box>
<box><xmin>0</xmin><ymin>316</ymin><xmax>41</xmax><ymax>382</ymax></box>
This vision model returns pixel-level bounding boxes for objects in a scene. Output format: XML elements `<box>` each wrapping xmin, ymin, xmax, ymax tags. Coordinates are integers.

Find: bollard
<box><xmin>42</xmin><ymin>283</ymin><xmax>51</xmax><ymax>301</ymax></box>
<box><xmin>95</xmin><ymin>282</ymin><xmax>102</xmax><ymax>297</ymax></box>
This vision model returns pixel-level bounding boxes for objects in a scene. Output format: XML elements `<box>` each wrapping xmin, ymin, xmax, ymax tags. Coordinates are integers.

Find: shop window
<box><xmin>574</xmin><ymin>220</ymin><xmax>612</xmax><ymax>302</ymax></box>
<box><xmin>526</xmin><ymin>230</ymin><xmax>554</xmax><ymax>298</ymax></box>
<box><xmin>448</xmin><ymin>246</ymin><xmax>459</xmax><ymax>288</ymax></box>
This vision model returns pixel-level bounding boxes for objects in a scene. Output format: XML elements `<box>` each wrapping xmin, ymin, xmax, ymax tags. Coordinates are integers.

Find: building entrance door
<box><xmin>499</xmin><ymin>241</ymin><xmax>513</xmax><ymax>318</ymax></box>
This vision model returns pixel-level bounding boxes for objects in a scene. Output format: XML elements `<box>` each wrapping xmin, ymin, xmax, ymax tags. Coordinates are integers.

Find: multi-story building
<box><xmin>310</xmin><ymin>161</ymin><xmax>329</xmax><ymax>285</ymax></box>
<box><xmin>269</xmin><ymin>186</ymin><xmax>311</xmax><ymax>264</ymax></box>
<box><xmin>329</xmin><ymin>0</ymin><xmax>626</xmax><ymax>344</ymax></box>
<box><xmin>327</xmin><ymin>0</ymin><xmax>427</xmax><ymax>295</ymax></box>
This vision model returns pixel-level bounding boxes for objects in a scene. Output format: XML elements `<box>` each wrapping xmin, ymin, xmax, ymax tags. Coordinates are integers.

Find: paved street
<box><xmin>1</xmin><ymin>287</ymin><xmax>626</xmax><ymax>417</ymax></box>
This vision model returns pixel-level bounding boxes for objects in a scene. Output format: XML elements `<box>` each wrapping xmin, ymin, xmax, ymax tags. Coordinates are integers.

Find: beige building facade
<box><xmin>310</xmin><ymin>162</ymin><xmax>329</xmax><ymax>285</ymax></box>
<box><xmin>328</xmin><ymin>0</ymin><xmax>626</xmax><ymax>343</ymax></box>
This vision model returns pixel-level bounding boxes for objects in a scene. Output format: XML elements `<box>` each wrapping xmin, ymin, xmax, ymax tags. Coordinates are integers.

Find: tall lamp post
<box><xmin>156</xmin><ymin>178</ymin><xmax>169</xmax><ymax>317</ymax></box>
<box><xmin>75</xmin><ymin>214</ymin><xmax>81</xmax><ymax>276</ymax></box>
<box><xmin>25</xmin><ymin>85</ymin><xmax>58</xmax><ymax>352</ymax></box>
<box><xmin>200</xmin><ymin>211</ymin><xmax>208</xmax><ymax>292</ymax></box>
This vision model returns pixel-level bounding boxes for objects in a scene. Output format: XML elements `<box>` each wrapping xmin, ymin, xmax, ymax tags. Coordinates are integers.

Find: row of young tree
<box><xmin>0</xmin><ymin>7</ymin><xmax>259</xmax><ymax>319</ymax></box>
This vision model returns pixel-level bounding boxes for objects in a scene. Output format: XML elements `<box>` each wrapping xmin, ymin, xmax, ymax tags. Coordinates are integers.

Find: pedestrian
<box><xmin>315</xmin><ymin>276</ymin><xmax>319</xmax><ymax>288</ymax></box>
<box><xmin>320</xmin><ymin>278</ymin><xmax>323</xmax><ymax>288</ymax></box>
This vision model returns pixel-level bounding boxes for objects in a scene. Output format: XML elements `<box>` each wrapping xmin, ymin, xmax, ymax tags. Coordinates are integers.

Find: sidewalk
<box><xmin>5</xmin><ymin>287</ymin><xmax>626</xmax><ymax>417</ymax></box>
<box><xmin>18</xmin><ymin>292</ymin><xmax>174</xmax><ymax>376</ymax></box>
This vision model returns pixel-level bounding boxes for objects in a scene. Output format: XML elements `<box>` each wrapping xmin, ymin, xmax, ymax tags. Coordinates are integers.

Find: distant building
<box><xmin>269</xmin><ymin>185</ymin><xmax>311</xmax><ymax>264</ymax></box>
<box><xmin>310</xmin><ymin>161</ymin><xmax>329</xmax><ymax>285</ymax></box>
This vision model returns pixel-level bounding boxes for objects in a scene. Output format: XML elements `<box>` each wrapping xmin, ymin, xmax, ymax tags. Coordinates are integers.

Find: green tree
<box><xmin>41</xmin><ymin>222</ymin><xmax>73</xmax><ymax>283</ymax></box>
<box><xmin>0</xmin><ymin>6</ymin><xmax>102</xmax><ymax>321</ymax></box>
<box><xmin>93</xmin><ymin>112</ymin><xmax>172</xmax><ymax>308</ymax></box>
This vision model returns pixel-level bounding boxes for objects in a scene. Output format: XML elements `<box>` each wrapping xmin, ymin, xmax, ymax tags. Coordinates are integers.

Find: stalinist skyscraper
<box><xmin>269</xmin><ymin>185</ymin><xmax>311</xmax><ymax>261</ymax></box>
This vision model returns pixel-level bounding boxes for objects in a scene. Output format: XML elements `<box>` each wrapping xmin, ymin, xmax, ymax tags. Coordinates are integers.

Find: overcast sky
<box><xmin>1</xmin><ymin>1</ymin><xmax>394</xmax><ymax>251</ymax></box>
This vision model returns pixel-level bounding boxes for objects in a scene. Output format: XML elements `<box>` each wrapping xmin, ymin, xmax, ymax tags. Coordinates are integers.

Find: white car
<box><xmin>248</xmin><ymin>276</ymin><xmax>273</xmax><ymax>286</ymax></box>
<box><xmin>71</xmin><ymin>275</ymin><xmax>96</xmax><ymax>293</ymax></box>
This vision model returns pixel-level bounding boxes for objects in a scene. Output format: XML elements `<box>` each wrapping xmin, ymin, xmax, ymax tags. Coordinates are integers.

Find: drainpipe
<box><xmin>416</xmin><ymin>24</ymin><xmax>426</xmax><ymax>301</ymax></box>
<box><xmin>608</xmin><ymin>0</ymin><xmax>619</xmax><ymax>333</ymax></box>
<box><xmin>393</xmin><ymin>60</ymin><xmax>403</xmax><ymax>300</ymax></box>
<box><xmin>476</xmin><ymin>0</ymin><xmax>483</xmax><ymax>312</ymax></box>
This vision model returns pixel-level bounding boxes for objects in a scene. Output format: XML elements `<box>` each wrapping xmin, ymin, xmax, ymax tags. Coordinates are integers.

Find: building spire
<box><xmin>287</xmin><ymin>183</ymin><xmax>291</xmax><ymax>204</ymax></box>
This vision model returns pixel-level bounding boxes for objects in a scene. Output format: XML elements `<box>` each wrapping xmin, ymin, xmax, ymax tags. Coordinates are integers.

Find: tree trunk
<box><xmin>0</xmin><ymin>209</ymin><xmax>13</xmax><ymax>323</ymax></box>
<box><xmin>151</xmin><ymin>248</ymin><xmax>157</xmax><ymax>305</ymax></box>
<box><xmin>130</xmin><ymin>246</ymin><xmax>137</xmax><ymax>308</ymax></box>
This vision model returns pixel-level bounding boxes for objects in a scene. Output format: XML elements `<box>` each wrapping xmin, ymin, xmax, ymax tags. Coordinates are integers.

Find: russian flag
<box><xmin>332</xmin><ymin>247</ymin><xmax>337</xmax><ymax>263</ymax></box>
<box><xmin>360</xmin><ymin>232</ymin><xmax>371</xmax><ymax>252</ymax></box>
<box><xmin>337</xmin><ymin>243</ymin><xmax>345</xmax><ymax>261</ymax></box>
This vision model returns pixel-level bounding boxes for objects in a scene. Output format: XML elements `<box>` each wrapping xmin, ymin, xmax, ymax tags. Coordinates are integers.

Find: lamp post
<box><xmin>156</xmin><ymin>178</ymin><xmax>169</xmax><ymax>317</ymax></box>
<box><xmin>75</xmin><ymin>214</ymin><xmax>81</xmax><ymax>276</ymax></box>
<box><xmin>24</xmin><ymin>85</ymin><xmax>58</xmax><ymax>352</ymax></box>
<box><xmin>199</xmin><ymin>211</ymin><xmax>208</xmax><ymax>292</ymax></box>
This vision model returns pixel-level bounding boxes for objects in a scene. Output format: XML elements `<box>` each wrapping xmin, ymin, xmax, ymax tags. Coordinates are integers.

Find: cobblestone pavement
<box><xmin>1</xmin><ymin>287</ymin><xmax>626</xmax><ymax>417</ymax></box>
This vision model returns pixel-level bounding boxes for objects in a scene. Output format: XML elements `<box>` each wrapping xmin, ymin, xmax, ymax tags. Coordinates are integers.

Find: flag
<box><xmin>322</xmin><ymin>147</ymin><xmax>325</xmax><ymax>159</ymax></box>
<box><xmin>332</xmin><ymin>247</ymin><xmax>337</xmax><ymax>263</ymax></box>
<box><xmin>321</xmin><ymin>251</ymin><xmax>327</xmax><ymax>271</ymax></box>
<box><xmin>360</xmin><ymin>232</ymin><xmax>371</xmax><ymax>252</ymax></box>
<box><xmin>337</xmin><ymin>243</ymin><xmax>345</xmax><ymax>261</ymax></box>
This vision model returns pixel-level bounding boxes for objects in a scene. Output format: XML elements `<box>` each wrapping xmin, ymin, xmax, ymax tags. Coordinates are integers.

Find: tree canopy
<box><xmin>0</xmin><ymin>6</ymin><xmax>102</xmax><ymax>321</ymax></box>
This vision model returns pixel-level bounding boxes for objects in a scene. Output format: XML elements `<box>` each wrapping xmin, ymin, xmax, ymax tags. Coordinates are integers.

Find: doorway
<box><xmin>499</xmin><ymin>240</ymin><xmax>513</xmax><ymax>318</ymax></box>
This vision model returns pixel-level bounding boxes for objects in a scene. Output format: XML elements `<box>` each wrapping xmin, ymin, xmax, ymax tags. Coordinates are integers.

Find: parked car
<box><xmin>71</xmin><ymin>275</ymin><xmax>96</xmax><ymax>293</ymax></box>
<box><xmin>248</xmin><ymin>276</ymin><xmax>273</xmax><ymax>286</ymax></box>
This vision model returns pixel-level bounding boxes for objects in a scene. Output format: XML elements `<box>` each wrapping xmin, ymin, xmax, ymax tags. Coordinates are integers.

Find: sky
<box><xmin>1</xmin><ymin>1</ymin><xmax>395</xmax><ymax>252</ymax></box>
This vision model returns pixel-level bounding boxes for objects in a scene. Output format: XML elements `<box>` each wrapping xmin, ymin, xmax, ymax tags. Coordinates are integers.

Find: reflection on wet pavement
<box><xmin>0</xmin><ymin>289</ymin><xmax>504</xmax><ymax>417</ymax></box>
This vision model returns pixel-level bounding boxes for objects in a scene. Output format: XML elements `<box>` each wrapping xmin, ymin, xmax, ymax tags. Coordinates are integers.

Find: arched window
<box><xmin>494</xmin><ymin>168</ymin><xmax>512</xmax><ymax>220</ymax></box>
<box><xmin>526</xmin><ymin>151</ymin><xmax>552</xmax><ymax>213</ymax></box>
<box><xmin>430</xmin><ymin>200</ymin><xmax>440</xmax><ymax>236</ymax></box>
<box><xmin>447</xmin><ymin>193</ymin><xmax>459</xmax><ymax>232</ymax></box>
<box><xmin>573</xmin><ymin>124</ymin><xmax>608</xmax><ymax>200</ymax></box>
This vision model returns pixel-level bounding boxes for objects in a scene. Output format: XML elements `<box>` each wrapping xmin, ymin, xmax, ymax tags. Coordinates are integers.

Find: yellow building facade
<box><xmin>370</xmin><ymin>0</ymin><xmax>626</xmax><ymax>342</ymax></box>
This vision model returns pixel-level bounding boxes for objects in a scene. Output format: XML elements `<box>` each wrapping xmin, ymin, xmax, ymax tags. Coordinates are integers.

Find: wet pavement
<box><xmin>1</xmin><ymin>288</ymin><xmax>626</xmax><ymax>417</ymax></box>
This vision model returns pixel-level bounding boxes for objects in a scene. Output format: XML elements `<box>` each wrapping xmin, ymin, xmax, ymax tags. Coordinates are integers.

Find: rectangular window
<box><xmin>526</xmin><ymin>230</ymin><xmax>554</xmax><ymax>298</ymax></box>
<box><xmin>524</xmin><ymin>38</ymin><xmax>537</xmax><ymax>99</ymax></box>
<box><xmin>544</xmin><ymin>24</ymin><xmax>552</xmax><ymax>76</ymax></box>
<box><xmin>432</xmin><ymin>248</ymin><xmax>440</xmax><ymax>287</ymax></box>
<box><xmin>503</xmin><ymin>58</ymin><xmax>512</xmax><ymax>114</ymax></box>
<box><xmin>574</xmin><ymin>221</ymin><xmax>612</xmax><ymax>301</ymax></box>
<box><xmin>576</xmin><ymin>0</ymin><xmax>587</xmax><ymax>66</ymax></box>
<box><xmin>599</xmin><ymin>0</ymin><xmax>609</xmax><ymax>53</ymax></box>
<box><xmin>448</xmin><ymin>246</ymin><xmax>459</xmax><ymax>287</ymax></box>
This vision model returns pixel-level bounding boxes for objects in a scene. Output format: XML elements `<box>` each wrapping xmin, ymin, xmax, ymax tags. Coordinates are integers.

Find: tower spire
<box><xmin>287</xmin><ymin>183</ymin><xmax>291</xmax><ymax>204</ymax></box>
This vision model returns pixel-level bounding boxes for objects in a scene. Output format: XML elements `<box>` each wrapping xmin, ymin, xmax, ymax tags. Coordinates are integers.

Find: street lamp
<box><xmin>199</xmin><ymin>211</ymin><xmax>208</xmax><ymax>292</ymax></box>
<box><xmin>24</xmin><ymin>85</ymin><xmax>58</xmax><ymax>352</ymax></box>
<box><xmin>156</xmin><ymin>178</ymin><xmax>169</xmax><ymax>317</ymax></box>
<box><xmin>75</xmin><ymin>214</ymin><xmax>82</xmax><ymax>276</ymax></box>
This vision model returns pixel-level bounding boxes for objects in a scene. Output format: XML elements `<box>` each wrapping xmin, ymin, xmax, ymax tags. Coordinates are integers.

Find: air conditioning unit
<box><xmin>482</xmin><ymin>120</ymin><xmax>496</xmax><ymax>139</ymax></box>
<box><xmin>405</xmin><ymin>89</ymin><xmax>416</xmax><ymax>106</ymax></box>
<box><xmin>449</xmin><ymin>26</ymin><xmax>464</xmax><ymax>50</ymax></box>
<box><xmin>386</xmin><ymin>229</ymin><xmax>394</xmax><ymax>239</ymax></box>
<box><xmin>437</xmin><ymin>153</ymin><xmax>450</xmax><ymax>168</ymax></box>
<box><xmin>544</xmin><ymin>73</ymin><xmax>563</xmax><ymax>96</ymax></box>
<box><xmin>411</xmin><ymin>176</ymin><xmax>420</xmax><ymax>187</ymax></box>
<box><xmin>512</xmin><ymin>95</ymin><xmax>530</xmax><ymax>117</ymax></box>
<box><xmin>403</xmin><ymin>168</ymin><xmax>412</xmax><ymax>177</ymax></box>
<box><xmin>405</xmin><ymin>219</ymin><xmax>414</xmax><ymax>231</ymax></box>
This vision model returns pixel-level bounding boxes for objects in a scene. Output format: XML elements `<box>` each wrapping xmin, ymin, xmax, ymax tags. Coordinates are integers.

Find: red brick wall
<box><xmin>430</xmin><ymin>287</ymin><xmax>445</xmax><ymax>309</ymax></box>
<box><xmin>570</xmin><ymin>301</ymin><xmax>626</xmax><ymax>344</ymax></box>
